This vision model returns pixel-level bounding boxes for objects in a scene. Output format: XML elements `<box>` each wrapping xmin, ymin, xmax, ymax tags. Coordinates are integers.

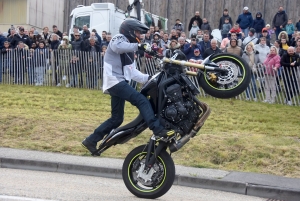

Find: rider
<box><xmin>81</xmin><ymin>18</ymin><xmax>175</xmax><ymax>155</ymax></box>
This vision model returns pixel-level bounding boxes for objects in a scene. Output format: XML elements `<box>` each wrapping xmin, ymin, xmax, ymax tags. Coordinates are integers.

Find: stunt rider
<box><xmin>82</xmin><ymin>18</ymin><xmax>175</xmax><ymax>155</ymax></box>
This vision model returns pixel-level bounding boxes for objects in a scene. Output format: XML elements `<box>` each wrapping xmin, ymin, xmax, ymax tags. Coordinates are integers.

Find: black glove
<box><xmin>138</xmin><ymin>43</ymin><xmax>151</xmax><ymax>52</ymax></box>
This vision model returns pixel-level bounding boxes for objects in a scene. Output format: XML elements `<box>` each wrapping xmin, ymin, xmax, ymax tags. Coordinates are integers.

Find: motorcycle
<box><xmin>94</xmin><ymin>49</ymin><xmax>251</xmax><ymax>199</ymax></box>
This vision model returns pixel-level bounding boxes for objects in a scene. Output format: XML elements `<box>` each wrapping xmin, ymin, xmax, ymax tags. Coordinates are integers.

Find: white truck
<box><xmin>69</xmin><ymin>0</ymin><xmax>168</xmax><ymax>37</ymax></box>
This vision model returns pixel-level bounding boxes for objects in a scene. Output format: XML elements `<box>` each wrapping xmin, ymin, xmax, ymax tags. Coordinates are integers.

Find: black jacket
<box><xmin>50</xmin><ymin>40</ymin><xmax>60</xmax><ymax>50</ymax></box>
<box><xmin>280</xmin><ymin>53</ymin><xmax>300</xmax><ymax>69</ymax></box>
<box><xmin>188</xmin><ymin>16</ymin><xmax>203</xmax><ymax>31</ymax></box>
<box><xmin>71</xmin><ymin>38</ymin><xmax>83</xmax><ymax>51</ymax></box>
<box><xmin>10</xmin><ymin>34</ymin><xmax>31</xmax><ymax>48</ymax></box>
<box><xmin>203</xmin><ymin>47</ymin><xmax>222</xmax><ymax>59</ymax></box>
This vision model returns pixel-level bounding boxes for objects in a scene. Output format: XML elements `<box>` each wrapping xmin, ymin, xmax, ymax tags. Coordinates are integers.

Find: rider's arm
<box><xmin>110</xmin><ymin>35</ymin><xmax>138</xmax><ymax>54</ymax></box>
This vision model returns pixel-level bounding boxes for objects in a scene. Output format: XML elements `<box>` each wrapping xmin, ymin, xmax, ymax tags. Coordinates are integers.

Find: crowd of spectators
<box><xmin>0</xmin><ymin>5</ymin><xmax>299</xmax><ymax>105</ymax></box>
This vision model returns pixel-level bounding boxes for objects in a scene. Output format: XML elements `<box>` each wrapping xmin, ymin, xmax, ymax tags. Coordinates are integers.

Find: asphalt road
<box><xmin>0</xmin><ymin>168</ymin><xmax>266</xmax><ymax>201</ymax></box>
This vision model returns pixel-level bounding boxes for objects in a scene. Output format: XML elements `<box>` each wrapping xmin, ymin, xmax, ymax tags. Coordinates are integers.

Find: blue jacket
<box><xmin>198</xmin><ymin>40</ymin><xmax>211</xmax><ymax>57</ymax></box>
<box><xmin>236</xmin><ymin>12</ymin><xmax>253</xmax><ymax>29</ymax></box>
<box><xmin>0</xmin><ymin>35</ymin><xmax>6</xmax><ymax>49</ymax></box>
<box><xmin>252</xmin><ymin>12</ymin><xmax>265</xmax><ymax>33</ymax></box>
<box><xmin>183</xmin><ymin>43</ymin><xmax>201</xmax><ymax>60</ymax></box>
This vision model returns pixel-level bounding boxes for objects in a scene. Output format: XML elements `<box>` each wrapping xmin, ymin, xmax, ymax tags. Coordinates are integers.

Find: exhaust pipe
<box><xmin>169</xmin><ymin>101</ymin><xmax>211</xmax><ymax>153</ymax></box>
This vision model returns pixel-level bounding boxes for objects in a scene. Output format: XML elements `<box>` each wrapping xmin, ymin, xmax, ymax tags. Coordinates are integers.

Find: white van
<box><xmin>69</xmin><ymin>2</ymin><xmax>168</xmax><ymax>37</ymax></box>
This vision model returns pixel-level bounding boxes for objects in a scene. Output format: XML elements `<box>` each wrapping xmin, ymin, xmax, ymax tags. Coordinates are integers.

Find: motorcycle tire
<box><xmin>122</xmin><ymin>144</ymin><xmax>175</xmax><ymax>199</ymax></box>
<box><xmin>198</xmin><ymin>53</ymin><xmax>251</xmax><ymax>99</ymax></box>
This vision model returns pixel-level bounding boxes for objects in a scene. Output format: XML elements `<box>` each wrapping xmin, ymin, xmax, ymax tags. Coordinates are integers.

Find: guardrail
<box><xmin>0</xmin><ymin>49</ymin><xmax>299</xmax><ymax>106</ymax></box>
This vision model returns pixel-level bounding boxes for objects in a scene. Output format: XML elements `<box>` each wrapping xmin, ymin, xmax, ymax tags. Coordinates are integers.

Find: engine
<box><xmin>160</xmin><ymin>84</ymin><xmax>202</xmax><ymax>136</ymax></box>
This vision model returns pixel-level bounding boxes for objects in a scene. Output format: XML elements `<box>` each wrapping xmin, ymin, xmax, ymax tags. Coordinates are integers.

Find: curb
<box><xmin>1</xmin><ymin>157</ymin><xmax>300</xmax><ymax>201</ymax></box>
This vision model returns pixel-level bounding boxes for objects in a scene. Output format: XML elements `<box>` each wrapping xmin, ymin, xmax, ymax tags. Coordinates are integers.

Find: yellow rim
<box><xmin>127</xmin><ymin>152</ymin><xmax>167</xmax><ymax>193</ymax></box>
<box><xmin>204</xmin><ymin>56</ymin><xmax>246</xmax><ymax>91</ymax></box>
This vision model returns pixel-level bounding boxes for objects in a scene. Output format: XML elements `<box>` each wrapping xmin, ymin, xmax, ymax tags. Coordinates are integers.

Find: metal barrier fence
<box><xmin>0</xmin><ymin>49</ymin><xmax>299</xmax><ymax>106</ymax></box>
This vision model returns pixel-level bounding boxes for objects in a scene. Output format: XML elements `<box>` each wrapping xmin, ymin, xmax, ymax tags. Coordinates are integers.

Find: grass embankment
<box><xmin>0</xmin><ymin>84</ymin><xmax>300</xmax><ymax>177</ymax></box>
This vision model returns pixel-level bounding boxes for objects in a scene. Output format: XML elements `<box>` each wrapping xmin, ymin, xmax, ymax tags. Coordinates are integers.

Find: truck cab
<box><xmin>69</xmin><ymin>1</ymin><xmax>168</xmax><ymax>38</ymax></box>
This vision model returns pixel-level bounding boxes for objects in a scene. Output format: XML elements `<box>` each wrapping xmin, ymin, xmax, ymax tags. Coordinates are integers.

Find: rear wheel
<box><xmin>122</xmin><ymin>145</ymin><xmax>175</xmax><ymax>199</ymax></box>
<box><xmin>198</xmin><ymin>53</ymin><xmax>251</xmax><ymax>98</ymax></box>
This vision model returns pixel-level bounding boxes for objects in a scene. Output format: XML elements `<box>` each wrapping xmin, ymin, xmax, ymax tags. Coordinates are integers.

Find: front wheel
<box><xmin>198</xmin><ymin>53</ymin><xmax>251</xmax><ymax>99</ymax></box>
<box><xmin>122</xmin><ymin>145</ymin><xmax>175</xmax><ymax>199</ymax></box>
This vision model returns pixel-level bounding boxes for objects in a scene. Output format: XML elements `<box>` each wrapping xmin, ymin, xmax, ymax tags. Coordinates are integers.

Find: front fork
<box><xmin>143</xmin><ymin>136</ymin><xmax>167</xmax><ymax>173</ymax></box>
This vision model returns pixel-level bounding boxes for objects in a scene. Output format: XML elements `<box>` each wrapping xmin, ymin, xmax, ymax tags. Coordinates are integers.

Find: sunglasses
<box><xmin>75</xmin><ymin>35</ymin><xmax>80</xmax><ymax>36</ymax></box>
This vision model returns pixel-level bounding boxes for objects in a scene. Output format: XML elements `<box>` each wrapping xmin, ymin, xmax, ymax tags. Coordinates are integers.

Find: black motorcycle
<box><xmin>94</xmin><ymin>50</ymin><xmax>251</xmax><ymax>199</ymax></box>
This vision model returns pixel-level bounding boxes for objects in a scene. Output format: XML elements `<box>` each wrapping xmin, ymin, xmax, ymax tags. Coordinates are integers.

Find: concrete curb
<box><xmin>1</xmin><ymin>157</ymin><xmax>300</xmax><ymax>201</ymax></box>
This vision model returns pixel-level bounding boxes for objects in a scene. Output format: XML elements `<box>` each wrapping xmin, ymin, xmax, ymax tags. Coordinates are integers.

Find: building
<box><xmin>0</xmin><ymin>0</ymin><xmax>64</xmax><ymax>34</ymax></box>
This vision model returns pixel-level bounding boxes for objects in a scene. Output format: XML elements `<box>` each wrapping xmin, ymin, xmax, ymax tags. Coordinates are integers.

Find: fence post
<box><xmin>51</xmin><ymin>50</ymin><xmax>55</xmax><ymax>86</ymax></box>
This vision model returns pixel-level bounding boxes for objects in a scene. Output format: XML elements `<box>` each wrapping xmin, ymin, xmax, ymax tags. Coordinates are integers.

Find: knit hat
<box><xmin>194</xmin><ymin>48</ymin><xmax>200</xmax><ymax>53</ymax></box>
<box><xmin>262</xmin><ymin>28</ymin><xmax>268</xmax><ymax>33</ymax></box>
<box><xmin>243</xmin><ymin>7</ymin><xmax>249</xmax><ymax>11</ymax></box>
<box><xmin>63</xmin><ymin>36</ymin><xmax>69</xmax><ymax>40</ymax></box>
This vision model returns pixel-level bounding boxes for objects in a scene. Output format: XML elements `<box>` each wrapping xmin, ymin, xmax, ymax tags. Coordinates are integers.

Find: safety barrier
<box><xmin>0</xmin><ymin>49</ymin><xmax>299</xmax><ymax>106</ymax></box>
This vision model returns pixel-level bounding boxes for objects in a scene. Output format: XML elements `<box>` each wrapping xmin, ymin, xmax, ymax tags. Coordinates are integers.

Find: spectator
<box><xmin>169</xmin><ymin>29</ymin><xmax>178</xmax><ymax>41</ymax></box>
<box><xmin>265</xmin><ymin>24</ymin><xmax>275</xmax><ymax>36</ymax></box>
<box><xmin>255</xmin><ymin>37</ymin><xmax>270</xmax><ymax>66</ymax></box>
<box><xmin>219</xmin><ymin>8</ymin><xmax>233</xmax><ymax>32</ymax></box>
<box><xmin>200</xmin><ymin>18</ymin><xmax>212</xmax><ymax>34</ymax></box>
<box><xmin>183</xmin><ymin>38</ymin><xmax>201</xmax><ymax>60</ymax></box>
<box><xmin>58</xmin><ymin>36</ymin><xmax>72</xmax><ymax>87</ymax></box>
<box><xmin>180</xmin><ymin>32</ymin><xmax>188</xmax><ymax>43</ymax></box>
<box><xmin>165</xmin><ymin>40</ymin><xmax>181</xmax><ymax>58</ymax></box>
<box><xmin>263</xmin><ymin>46</ymin><xmax>281</xmax><ymax>104</ymax></box>
<box><xmin>154</xmin><ymin>26</ymin><xmax>160</xmax><ymax>33</ymax></box>
<box><xmin>252</xmin><ymin>12</ymin><xmax>265</xmax><ymax>37</ymax></box>
<box><xmin>106</xmin><ymin>33</ymin><xmax>112</xmax><ymax>45</ymax></box>
<box><xmin>151</xmin><ymin>32</ymin><xmax>161</xmax><ymax>47</ymax></box>
<box><xmin>295</xmin><ymin>45</ymin><xmax>300</xmax><ymax>56</ymax></box>
<box><xmin>280</xmin><ymin>47</ymin><xmax>300</xmax><ymax>105</ymax></box>
<box><xmin>229</xmin><ymin>23</ymin><xmax>243</xmax><ymax>38</ymax></box>
<box><xmin>178</xmin><ymin>37</ymin><xmax>185</xmax><ymax>52</ymax></box>
<box><xmin>296</xmin><ymin>18</ymin><xmax>300</xmax><ymax>31</ymax></box>
<box><xmin>272</xmin><ymin>6</ymin><xmax>288</xmax><ymax>39</ymax></box>
<box><xmin>279</xmin><ymin>38</ymin><xmax>289</xmax><ymax>56</ymax></box>
<box><xmin>242</xmin><ymin>42</ymin><xmax>260</xmax><ymax>101</ymax></box>
<box><xmin>102</xmin><ymin>31</ymin><xmax>107</xmax><ymax>43</ymax></box>
<box><xmin>40</xmin><ymin>27</ymin><xmax>51</xmax><ymax>47</ymax></box>
<box><xmin>70</xmin><ymin>26</ymin><xmax>80</xmax><ymax>42</ymax></box>
<box><xmin>143</xmin><ymin>31</ymin><xmax>152</xmax><ymax>44</ymax></box>
<box><xmin>236</xmin><ymin>7</ymin><xmax>253</xmax><ymax>38</ymax></box>
<box><xmin>242</xmin><ymin>28</ymin><xmax>258</xmax><ymax>48</ymax></box>
<box><xmin>221</xmin><ymin>18</ymin><xmax>232</xmax><ymax>39</ymax></box>
<box><xmin>159</xmin><ymin>30</ymin><xmax>164</xmax><ymax>38</ymax></box>
<box><xmin>189</xmin><ymin>48</ymin><xmax>203</xmax><ymax>72</ymax></box>
<box><xmin>189</xmin><ymin>20</ymin><xmax>200</xmax><ymax>38</ymax></box>
<box><xmin>34</xmin><ymin>41</ymin><xmax>48</xmax><ymax>86</ymax></box>
<box><xmin>0</xmin><ymin>32</ymin><xmax>6</xmax><ymax>50</ymax></box>
<box><xmin>198</xmin><ymin>32</ymin><xmax>211</xmax><ymax>57</ymax></box>
<box><xmin>224</xmin><ymin>38</ymin><xmax>243</xmax><ymax>56</ymax></box>
<box><xmin>290</xmin><ymin>32</ymin><xmax>300</xmax><ymax>47</ymax></box>
<box><xmin>10</xmin><ymin>27</ymin><xmax>31</xmax><ymax>48</ymax></box>
<box><xmin>1</xmin><ymin>41</ymin><xmax>12</xmax><ymax>82</ymax></box>
<box><xmin>203</xmin><ymin>39</ymin><xmax>222</xmax><ymax>59</ymax></box>
<box><xmin>229</xmin><ymin>32</ymin><xmax>243</xmax><ymax>47</ymax></box>
<box><xmin>256</xmin><ymin>28</ymin><xmax>271</xmax><ymax>46</ymax></box>
<box><xmin>196</xmin><ymin>30</ymin><xmax>203</xmax><ymax>42</ymax></box>
<box><xmin>92</xmin><ymin>29</ymin><xmax>102</xmax><ymax>47</ymax></box>
<box><xmin>220</xmin><ymin>33</ymin><xmax>230</xmax><ymax>50</ymax></box>
<box><xmin>173</xmin><ymin>19</ymin><xmax>184</xmax><ymax>32</ymax></box>
<box><xmin>82</xmin><ymin>36</ymin><xmax>101</xmax><ymax>89</ymax></box>
<box><xmin>81</xmin><ymin>25</ymin><xmax>90</xmax><ymax>41</ymax></box>
<box><xmin>52</xmin><ymin>25</ymin><xmax>62</xmax><ymax>39</ymax></box>
<box><xmin>160</xmin><ymin>33</ymin><xmax>170</xmax><ymax>56</ymax></box>
<box><xmin>188</xmin><ymin>11</ymin><xmax>203</xmax><ymax>32</ymax></box>
<box><xmin>71</xmin><ymin>33</ymin><xmax>83</xmax><ymax>51</ymax></box>
<box><xmin>13</xmin><ymin>41</ymin><xmax>29</xmax><ymax>84</ymax></box>
<box><xmin>7</xmin><ymin>28</ymin><xmax>16</xmax><ymax>43</ymax></box>
<box><xmin>284</xmin><ymin>19</ymin><xmax>295</xmax><ymax>42</ymax></box>
<box><xmin>149</xmin><ymin>26</ymin><xmax>155</xmax><ymax>39</ymax></box>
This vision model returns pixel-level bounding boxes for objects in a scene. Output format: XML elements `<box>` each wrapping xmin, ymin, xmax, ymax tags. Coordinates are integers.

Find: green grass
<box><xmin>1</xmin><ymin>84</ymin><xmax>300</xmax><ymax>178</ymax></box>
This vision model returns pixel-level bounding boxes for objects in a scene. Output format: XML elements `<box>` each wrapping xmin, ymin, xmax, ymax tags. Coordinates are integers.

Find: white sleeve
<box><xmin>123</xmin><ymin>61</ymin><xmax>149</xmax><ymax>84</ymax></box>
